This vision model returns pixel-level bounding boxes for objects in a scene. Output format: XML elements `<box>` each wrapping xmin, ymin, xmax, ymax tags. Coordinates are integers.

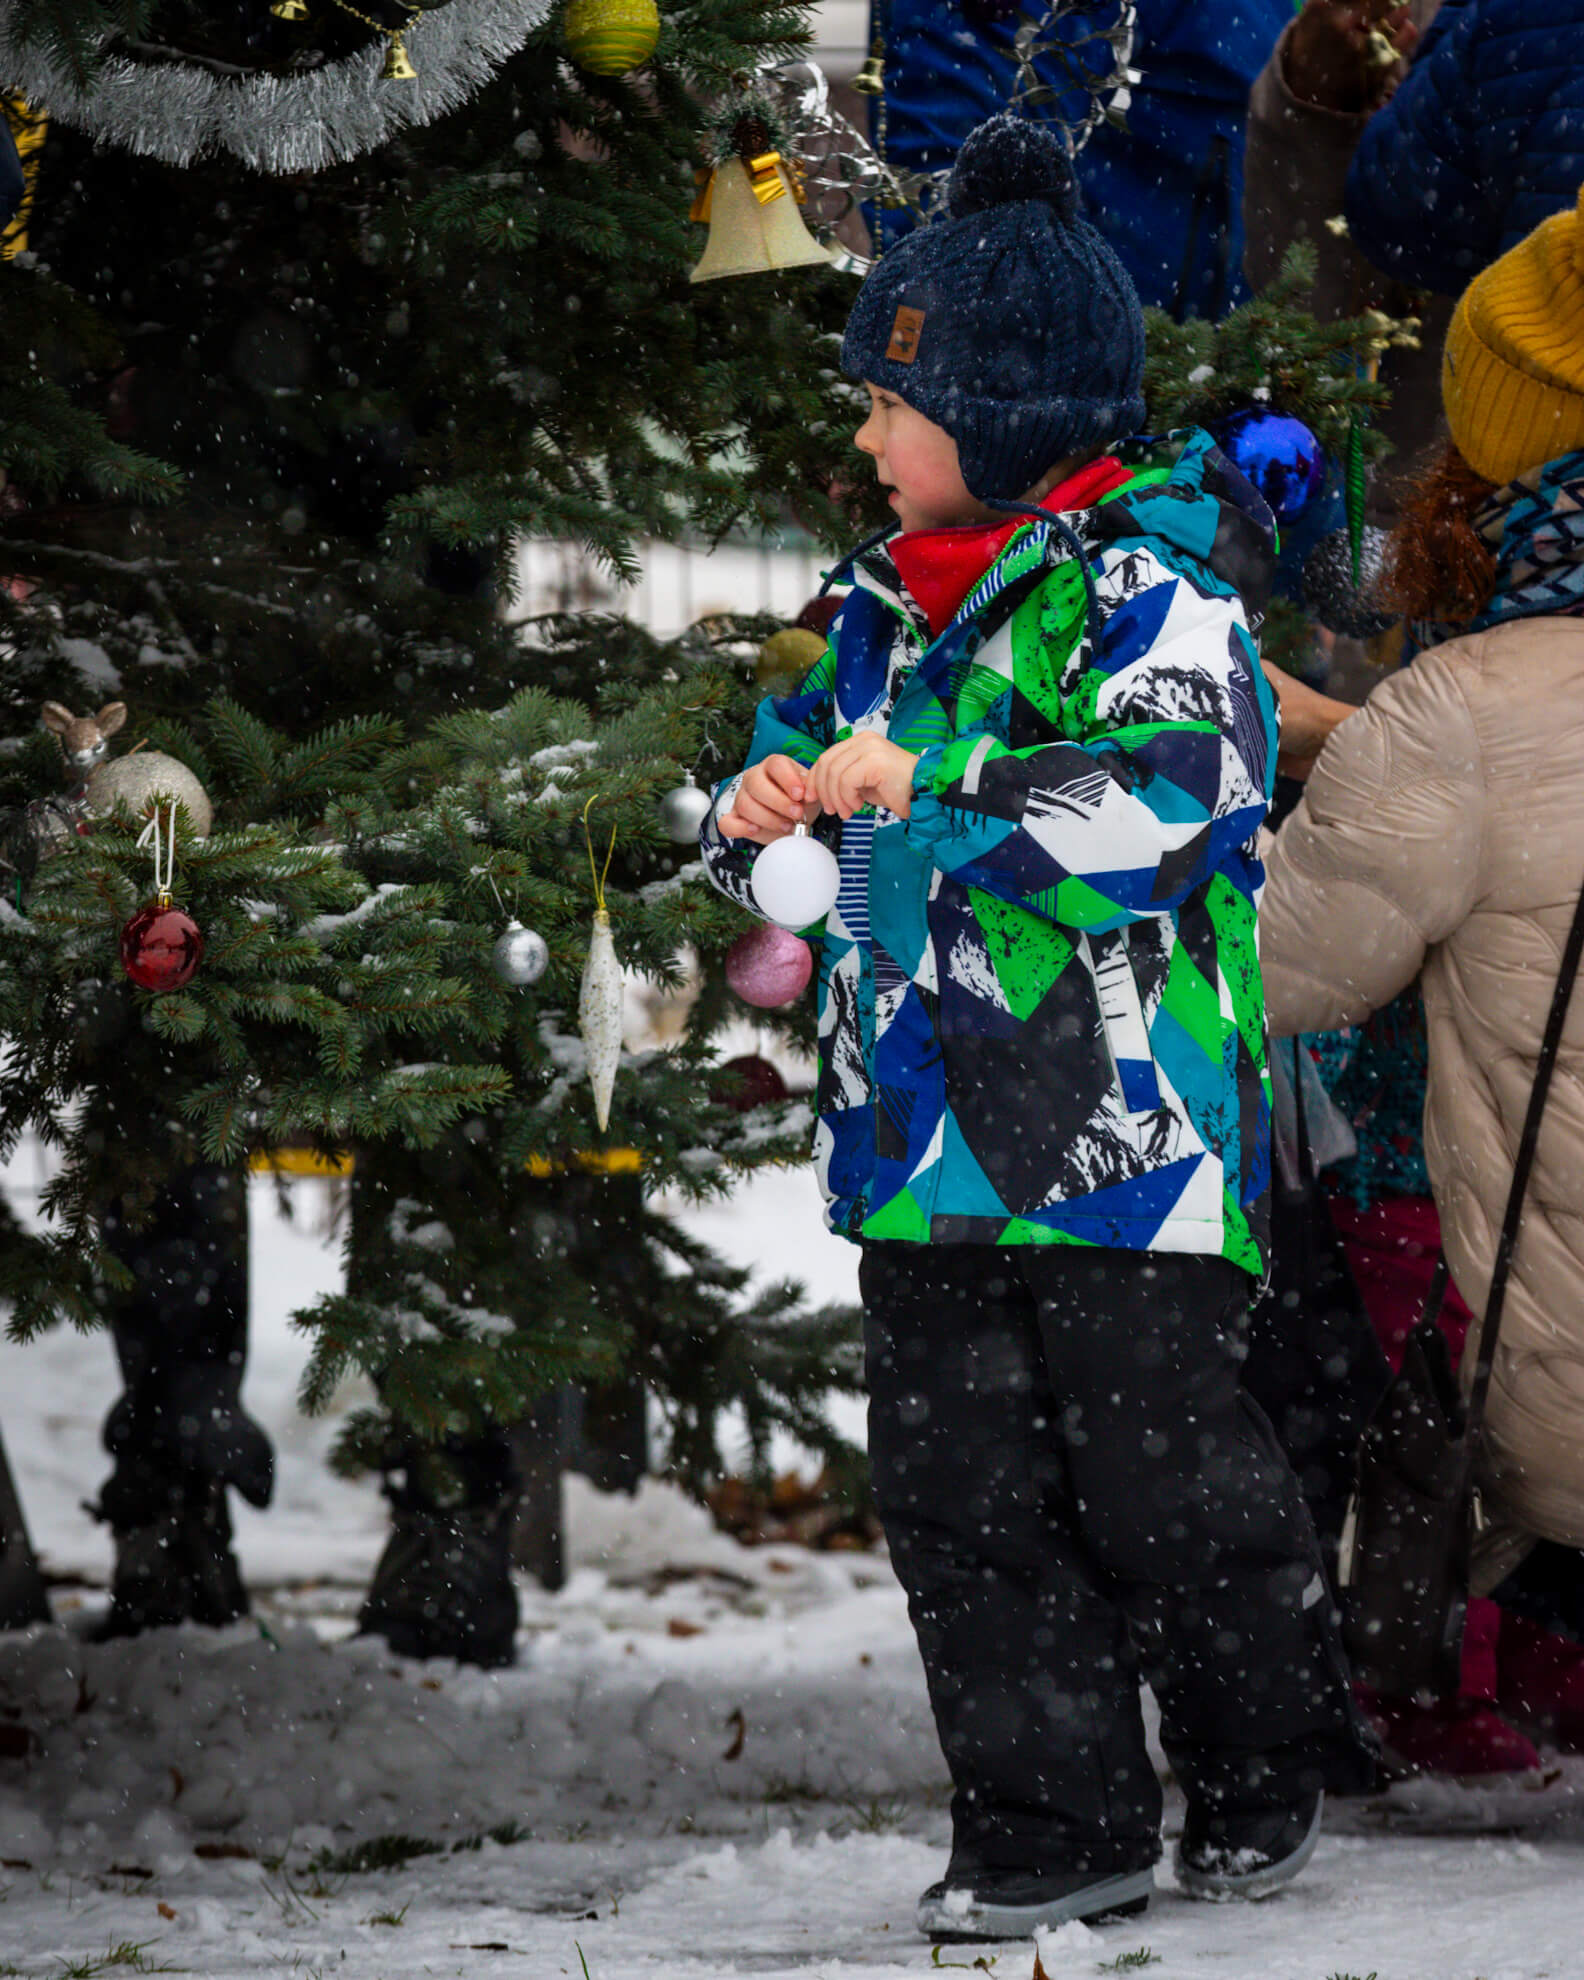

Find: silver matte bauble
<box><xmin>492</xmin><ymin>918</ymin><xmax>550</xmax><ymax>987</ymax></box>
<box><xmin>659</xmin><ymin>776</ymin><xmax>714</xmax><ymax>843</ymax></box>
<box><xmin>86</xmin><ymin>751</ymin><xmax>214</xmax><ymax>838</ymax></box>
<box><xmin>1301</xmin><ymin>525</ymin><xmax>1399</xmax><ymax>639</ymax></box>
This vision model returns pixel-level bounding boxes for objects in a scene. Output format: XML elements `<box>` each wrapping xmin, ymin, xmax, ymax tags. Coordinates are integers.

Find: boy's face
<box><xmin>855</xmin><ymin>384</ymin><xmax>1000</xmax><ymax>534</ymax></box>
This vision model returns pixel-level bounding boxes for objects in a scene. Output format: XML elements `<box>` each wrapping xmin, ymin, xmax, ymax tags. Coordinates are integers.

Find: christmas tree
<box><xmin>0</xmin><ymin>0</ymin><xmax>871</xmax><ymax>1654</ymax></box>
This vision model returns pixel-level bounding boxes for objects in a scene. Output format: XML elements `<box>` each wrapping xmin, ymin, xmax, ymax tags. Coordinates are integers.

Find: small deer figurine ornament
<box><xmin>40</xmin><ymin>701</ymin><xmax>128</xmax><ymax>782</ymax></box>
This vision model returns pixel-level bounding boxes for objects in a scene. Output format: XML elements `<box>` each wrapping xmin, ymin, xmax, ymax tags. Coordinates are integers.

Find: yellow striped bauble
<box><xmin>563</xmin><ymin>0</ymin><xmax>661</xmax><ymax>76</ymax></box>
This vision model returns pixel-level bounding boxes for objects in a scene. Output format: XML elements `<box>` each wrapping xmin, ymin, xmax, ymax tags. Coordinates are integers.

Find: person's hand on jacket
<box><xmin>1284</xmin><ymin>0</ymin><xmax>1418</xmax><ymax>114</ymax></box>
<box><xmin>1263</xmin><ymin>660</ymin><xmax>1359</xmax><ymax>779</ymax></box>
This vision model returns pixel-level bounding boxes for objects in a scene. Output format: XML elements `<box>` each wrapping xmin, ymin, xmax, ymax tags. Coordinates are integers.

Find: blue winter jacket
<box><xmin>873</xmin><ymin>0</ymin><xmax>1290</xmax><ymax>319</ymax></box>
<box><xmin>1345</xmin><ymin>0</ymin><xmax>1584</xmax><ymax>296</ymax></box>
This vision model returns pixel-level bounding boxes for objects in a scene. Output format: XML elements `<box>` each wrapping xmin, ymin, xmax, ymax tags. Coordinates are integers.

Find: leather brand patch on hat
<box><xmin>886</xmin><ymin>305</ymin><xmax>926</xmax><ymax>364</ymax></box>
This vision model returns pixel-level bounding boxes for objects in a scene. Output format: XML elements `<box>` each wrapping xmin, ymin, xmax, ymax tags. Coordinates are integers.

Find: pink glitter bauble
<box><xmin>724</xmin><ymin>925</ymin><xmax>814</xmax><ymax>1008</ymax></box>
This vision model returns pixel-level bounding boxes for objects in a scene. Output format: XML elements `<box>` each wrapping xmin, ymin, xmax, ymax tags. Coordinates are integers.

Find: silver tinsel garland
<box><xmin>0</xmin><ymin>0</ymin><xmax>553</xmax><ymax>173</ymax></box>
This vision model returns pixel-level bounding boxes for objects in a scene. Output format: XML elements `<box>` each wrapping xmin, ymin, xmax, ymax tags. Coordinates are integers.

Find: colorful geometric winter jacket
<box><xmin>701</xmin><ymin>432</ymin><xmax>1280</xmax><ymax>1276</ymax></box>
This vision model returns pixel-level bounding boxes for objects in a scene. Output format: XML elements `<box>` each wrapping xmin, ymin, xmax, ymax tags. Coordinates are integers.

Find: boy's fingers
<box><xmin>763</xmin><ymin>755</ymin><xmax>809</xmax><ymax>803</ymax></box>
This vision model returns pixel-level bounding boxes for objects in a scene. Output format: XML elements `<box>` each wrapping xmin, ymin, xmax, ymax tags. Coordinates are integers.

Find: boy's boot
<box><xmin>1176</xmin><ymin>1791</ymin><xmax>1324</xmax><ymax>1901</ymax></box>
<box><xmin>917</xmin><ymin>1866</ymin><xmax>1152</xmax><ymax>1941</ymax></box>
<box><xmin>358</xmin><ymin>1434</ymin><xmax>520</xmax><ymax>1668</ymax></box>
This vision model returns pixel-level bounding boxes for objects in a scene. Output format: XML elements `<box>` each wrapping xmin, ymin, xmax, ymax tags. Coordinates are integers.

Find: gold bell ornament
<box><xmin>690</xmin><ymin>149</ymin><xmax>832</xmax><ymax>284</ymax></box>
<box><xmin>381</xmin><ymin>25</ymin><xmax>418</xmax><ymax>79</ymax></box>
<box><xmin>563</xmin><ymin>0</ymin><xmax>661</xmax><ymax>77</ymax></box>
<box><xmin>852</xmin><ymin>39</ymin><xmax>886</xmax><ymax>97</ymax></box>
<box><xmin>269</xmin><ymin>0</ymin><xmax>310</xmax><ymax>19</ymax></box>
<box><xmin>327</xmin><ymin>0</ymin><xmax>417</xmax><ymax>79</ymax></box>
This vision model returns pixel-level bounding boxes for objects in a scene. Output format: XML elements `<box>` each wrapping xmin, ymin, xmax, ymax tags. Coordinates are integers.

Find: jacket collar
<box><xmin>886</xmin><ymin>456</ymin><xmax>1132</xmax><ymax>640</ymax></box>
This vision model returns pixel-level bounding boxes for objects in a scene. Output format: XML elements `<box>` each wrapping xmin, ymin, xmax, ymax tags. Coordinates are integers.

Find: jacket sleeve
<box><xmin>1261</xmin><ymin>646</ymin><xmax>1486</xmax><ymax>1037</ymax></box>
<box><xmin>698</xmin><ymin>649</ymin><xmax>836</xmax><ymax>918</ymax></box>
<box><xmin>902</xmin><ymin>556</ymin><xmax>1276</xmax><ymax>932</ymax></box>
<box><xmin>1344</xmin><ymin>2</ymin><xmax>1501</xmax><ymax>296</ymax></box>
<box><xmin>1243</xmin><ymin>16</ymin><xmax>1370</xmax><ymax>313</ymax></box>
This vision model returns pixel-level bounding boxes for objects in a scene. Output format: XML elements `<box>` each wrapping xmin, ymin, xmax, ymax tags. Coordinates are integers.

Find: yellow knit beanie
<box><xmin>1443</xmin><ymin>184</ymin><xmax>1584</xmax><ymax>488</ymax></box>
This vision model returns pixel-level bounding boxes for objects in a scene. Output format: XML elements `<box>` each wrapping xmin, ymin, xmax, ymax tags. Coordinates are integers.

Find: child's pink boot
<box><xmin>1497</xmin><ymin>1612</ymin><xmax>1584</xmax><ymax>1751</ymax></box>
<box><xmin>1355</xmin><ymin>1599</ymin><xmax>1540</xmax><ymax>1780</ymax></box>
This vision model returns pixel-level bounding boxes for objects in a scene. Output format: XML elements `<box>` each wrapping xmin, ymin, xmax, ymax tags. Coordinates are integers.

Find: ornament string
<box><xmin>583</xmin><ymin>794</ymin><xmax>617</xmax><ymax>914</ymax></box>
<box><xmin>477</xmin><ymin>864</ymin><xmax>512</xmax><ymax>920</ymax></box>
<box><xmin>135</xmin><ymin>803</ymin><xmax>177</xmax><ymax>909</ymax></box>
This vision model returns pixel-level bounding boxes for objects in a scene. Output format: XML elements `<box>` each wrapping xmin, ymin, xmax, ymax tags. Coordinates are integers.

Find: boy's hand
<box><xmin>808</xmin><ymin>735</ymin><xmax>920</xmax><ymax>821</ymax></box>
<box><xmin>717</xmin><ymin>754</ymin><xmax>818</xmax><ymax>843</ymax></box>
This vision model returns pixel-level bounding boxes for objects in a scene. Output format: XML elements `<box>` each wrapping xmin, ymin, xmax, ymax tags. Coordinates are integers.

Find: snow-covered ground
<box><xmin>3</xmin><ymin>1160</ymin><xmax>1584</xmax><ymax>1978</ymax></box>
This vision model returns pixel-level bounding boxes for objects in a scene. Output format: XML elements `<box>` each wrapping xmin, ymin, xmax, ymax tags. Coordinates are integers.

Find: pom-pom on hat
<box><xmin>841</xmin><ymin>114</ymin><xmax>1146</xmax><ymax>502</ymax></box>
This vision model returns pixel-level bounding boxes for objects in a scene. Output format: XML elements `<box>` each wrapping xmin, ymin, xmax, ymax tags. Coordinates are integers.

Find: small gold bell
<box><xmin>380</xmin><ymin>29</ymin><xmax>417</xmax><ymax>79</ymax></box>
<box><xmin>852</xmin><ymin>45</ymin><xmax>886</xmax><ymax>97</ymax></box>
<box><xmin>269</xmin><ymin>0</ymin><xmax>310</xmax><ymax>19</ymax></box>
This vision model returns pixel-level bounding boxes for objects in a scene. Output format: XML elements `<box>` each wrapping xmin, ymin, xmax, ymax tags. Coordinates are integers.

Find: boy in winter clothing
<box><xmin>701</xmin><ymin>114</ymin><xmax>1374</xmax><ymax>1940</ymax></box>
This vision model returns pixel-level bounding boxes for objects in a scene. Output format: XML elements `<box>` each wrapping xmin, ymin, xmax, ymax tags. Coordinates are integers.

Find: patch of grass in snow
<box><xmin>312</xmin><ymin>1818</ymin><xmax>535</xmax><ymax>1877</ymax></box>
<box><xmin>450</xmin><ymin>1819</ymin><xmax>534</xmax><ymax>1852</ymax></box>
<box><xmin>1326</xmin><ymin>1974</ymin><xmax>1378</xmax><ymax>1980</ymax></box>
<box><xmin>837</xmin><ymin>1794</ymin><xmax>908</xmax><ymax>1836</ymax></box>
<box><xmin>760</xmin><ymin>1777</ymin><xmax>828</xmax><ymax>1806</ymax></box>
<box><xmin>366</xmin><ymin>1903</ymin><xmax>410</xmax><ymax>1927</ymax></box>
<box><xmin>310</xmin><ymin>1833</ymin><xmax>444</xmax><ymax>1875</ymax></box>
<box><xmin>55</xmin><ymin>1946</ymin><xmax>181</xmax><ymax>1978</ymax></box>
<box><xmin>1097</xmin><ymin>1954</ymin><xmax>1160</xmax><ymax>1973</ymax></box>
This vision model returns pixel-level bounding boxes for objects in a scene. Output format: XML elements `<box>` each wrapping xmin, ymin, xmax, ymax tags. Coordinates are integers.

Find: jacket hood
<box><xmin>1097</xmin><ymin>428</ymin><xmax>1279</xmax><ymax>623</ymax></box>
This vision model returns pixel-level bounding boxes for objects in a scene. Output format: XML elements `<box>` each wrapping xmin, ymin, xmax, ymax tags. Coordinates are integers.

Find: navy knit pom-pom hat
<box><xmin>841</xmin><ymin>114</ymin><xmax>1146</xmax><ymax>501</ymax></box>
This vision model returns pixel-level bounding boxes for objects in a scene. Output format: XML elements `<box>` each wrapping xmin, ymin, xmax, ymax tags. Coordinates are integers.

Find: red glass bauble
<box><xmin>710</xmin><ymin>1053</ymin><xmax>789</xmax><ymax>1113</ymax></box>
<box><xmin>121</xmin><ymin>901</ymin><xmax>204</xmax><ymax>991</ymax></box>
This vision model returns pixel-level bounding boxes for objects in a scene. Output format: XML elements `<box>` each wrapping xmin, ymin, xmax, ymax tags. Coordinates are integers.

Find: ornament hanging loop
<box><xmin>135</xmin><ymin>803</ymin><xmax>178</xmax><ymax>910</ymax></box>
<box><xmin>583</xmin><ymin>792</ymin><xmax>617</xmax><ymax>911</ymax></box>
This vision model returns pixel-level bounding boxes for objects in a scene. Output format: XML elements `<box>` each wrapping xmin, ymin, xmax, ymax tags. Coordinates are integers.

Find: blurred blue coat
<box><xmin>872</xmin><ymin>0</ymin><xmax>1290</xmax><ymax>320</ymax></box>
<box><xmin>1344</xmin><ymin>0</ymin><xmax>1584</xmax><ymax>296</ymax></box>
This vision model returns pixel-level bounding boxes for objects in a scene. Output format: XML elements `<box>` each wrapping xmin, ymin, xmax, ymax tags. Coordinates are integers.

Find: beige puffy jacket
<box><xmin>1261</xmin><ymin>618</ymin><xmax>1584</xmax><ymax>1574</ymax></box>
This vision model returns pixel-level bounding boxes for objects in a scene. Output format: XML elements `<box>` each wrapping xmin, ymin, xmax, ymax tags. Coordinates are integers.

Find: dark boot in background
<box><xmin>87</xmin><ymin>1452</ymin><xmax>249</xmax><ymax>1639</ymax></box>
<box><xmin>359</xmin><ymin>1433</ymin><xmax>520</xmax><ymax>1668</ymax></box>
<box><xmin>91</xmin><ymin>1162</ymin><xmax>271</xmax><ymax>1636</ymax></box>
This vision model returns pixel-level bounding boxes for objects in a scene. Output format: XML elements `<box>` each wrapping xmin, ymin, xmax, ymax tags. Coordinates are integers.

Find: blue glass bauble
<box><xmin>1216</xmin><ymin>408</ymin><xmax>1326</xmax><ymax>525</ymax></box>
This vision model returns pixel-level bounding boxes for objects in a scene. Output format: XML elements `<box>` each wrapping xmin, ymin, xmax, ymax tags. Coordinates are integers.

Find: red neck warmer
<box><xmin>887</xmin><ymin>455</ymin><xmax>1131</xmax><ymax>641</ymax></box>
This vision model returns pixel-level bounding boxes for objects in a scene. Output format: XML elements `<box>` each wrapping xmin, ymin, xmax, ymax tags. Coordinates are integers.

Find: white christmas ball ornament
<box><xmin>659</xmin><ymin>775</ymin><xmax>713</xmax><ymax>843</ymax></box>
<box><xmin>491</xmin><ymin>919</ymin><xmax>549</xmax><ymax>987</ymax></box>
<box><xmin>750</xmin><ymin>824</ymin><xmax>840</xmax><ymax>929</ymax></box>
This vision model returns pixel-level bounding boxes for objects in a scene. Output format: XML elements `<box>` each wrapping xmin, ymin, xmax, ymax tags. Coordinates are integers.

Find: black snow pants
<box><xmin>860</xmin><ymin>1242</ymin><xmax>1376</xmax><ymax>1878</ymax></box>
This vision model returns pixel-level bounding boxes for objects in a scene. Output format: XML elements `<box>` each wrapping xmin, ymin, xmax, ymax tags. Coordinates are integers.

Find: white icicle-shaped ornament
<box><xmin>579</xmin><ymin>904</ymin><xmax>622</xmax><ymax>1132</ymax></box>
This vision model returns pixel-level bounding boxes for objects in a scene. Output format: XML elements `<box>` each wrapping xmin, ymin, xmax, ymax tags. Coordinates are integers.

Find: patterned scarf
<box><xmin>1422</xmin><ymin>447</ymin><xmax>1584</xmax><ymax>644</ymax></box>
